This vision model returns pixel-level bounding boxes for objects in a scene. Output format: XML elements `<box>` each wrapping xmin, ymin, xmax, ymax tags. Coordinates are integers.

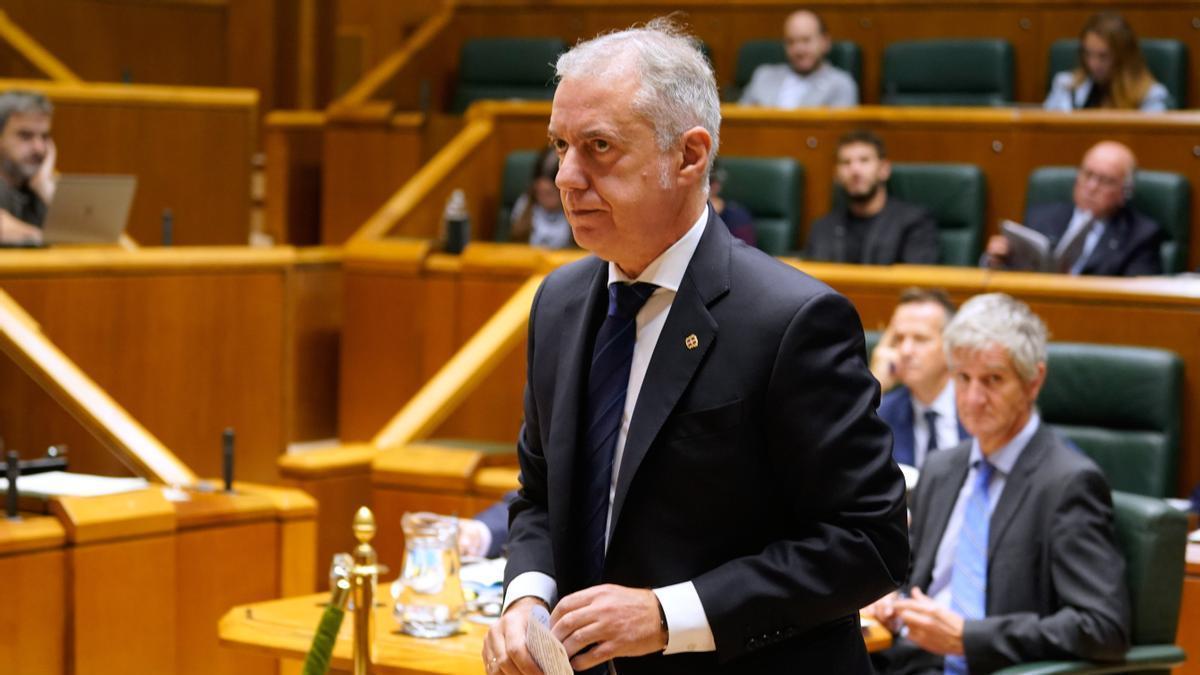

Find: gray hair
<box><xmin>943</xmin><ymin>293</ymin><xmax>1048</xmax><ymax>383</ymax></box>
<box><xmin>0</xmin><ymin>90</ymin><xmax>52</xmax><ymax>133</ymax></box>
<box><xmin>555</xmin><ymin>17</ymin><xmax>721</xmax><ymax>175</ymax></box>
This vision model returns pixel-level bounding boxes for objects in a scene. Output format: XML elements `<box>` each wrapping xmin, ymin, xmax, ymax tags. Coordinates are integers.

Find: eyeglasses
<box><xmin>1078</xmin><ymin>167</ymin><xmax>1124</xmax><ymax>190</ymax></box>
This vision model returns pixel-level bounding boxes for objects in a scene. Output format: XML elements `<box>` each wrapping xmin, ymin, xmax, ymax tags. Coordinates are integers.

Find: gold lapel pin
<box><xmin>685</xmin><ymin>333</ymin><xmax>699</xmax><ymax>350</ymax></box>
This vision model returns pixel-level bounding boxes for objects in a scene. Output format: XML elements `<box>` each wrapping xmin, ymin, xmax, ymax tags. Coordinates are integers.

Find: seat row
<box><xmin>452</xmin><ymin>36</ymin><xmax>1191</xmax><ymax>112</ymax></box>
<box><xmin>495</xmin><ymin>150</ymin><xmax>1192</xmax><ymax>271</ymax></box>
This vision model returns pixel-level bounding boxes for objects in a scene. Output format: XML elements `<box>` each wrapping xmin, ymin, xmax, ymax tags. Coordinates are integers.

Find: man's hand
<box><xmin>863</xmin><ymin>590</ymin><xmax>903</xmax><ymax>634</ymax></box>
<box><xmin>0</xmin><ymin>209</ymin><xmax>43</xmax><ymax>244</ymax></box>
<box><xmin>457</xmin><ymin>518</ymin><xmax>491</xmax><ymax>558</ymax></box>
<box><xmin>29</xmin><ymin>138</ymin><xmax>56</xmax><ymax>204</ymax></box>
<box><xmin>869</xmin><ymin>324</ymin><xmax>898</xmax><ymax>392</ymax></box>
<box><xmin>893</xmin><ymin>587</ymin><xmax>965</xmax><ymax>656</ymax></box>
<box><xmin>550</xmin><ymin>584</ymin><xmax>667</xmax><ymax>671</ymax></box>
<box><xmin>483</xmin><ymin>596</ymin><xmax>547</xmax><ymax>675</ymax></box>
<box><xmin>983</xmin><ymin>234</ymin><xmax>1009</xmax><ymax>269</ymax></box>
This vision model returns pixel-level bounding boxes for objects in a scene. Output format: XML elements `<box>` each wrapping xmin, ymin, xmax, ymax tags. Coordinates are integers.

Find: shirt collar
<box><xmin>912</xmin><ymin>380</ymin><xmax>956</xmax><ymax>419</ymax></box>
<box><xmin>607</xmin><ymin>207</ymin><xmax>708</xmax><ymax>292</ymax></box>
<box><xmin>969</xmin><ymin>410</ymin><xmax>1040</xmax><ymax>476</ymax></box>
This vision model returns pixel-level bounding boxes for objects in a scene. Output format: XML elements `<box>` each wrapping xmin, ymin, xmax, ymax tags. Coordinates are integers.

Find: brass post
<box><xmin>352</xmin><ymin>506</ymin><xmax>378</xmax><ymax>675</ymax></box>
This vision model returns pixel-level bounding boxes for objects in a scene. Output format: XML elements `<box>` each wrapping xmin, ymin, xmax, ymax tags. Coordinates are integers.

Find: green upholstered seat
<box><xmin>882</xmin><ymin>39</ymin><xmax>1014</xmax><ymax>106</ymax></box>
<box><xmin>494</xmin><ymin>150</ymin><xmax>540</xmax><ymax>242</ymax></box>
<box><xmin>727</xmin><ymin>39</ymin><xmax>862</xmax><ymax>101</ymax></box>
<box><xmin>1039</xmin><ymin>342</ymin><xmax>1182</xmax><ymax>498</ymax></box>
<box><xmin>1046</xmin><ymin>39</ymin><xmax>1187</xmax><ymax>110</ymax></box>
<box><xmin>451</xmin><ymin>38</ymin><xmax>566</xmax><ymax>113</ymax></box>
<box><xmin>832</xmin><ymin>163</ymin><xmax>986</xmax><ymax>266</ymax></box>
<box><xmin>717</xmin><ymin>155</ymin><xmax>804</xmax><ymax>255</ymax></box>
<box><xmin>1025</xmin><ymin>167</ymin><xmax>1191</xmax><ymax>273</ymax></box>
<box><xmin>995</xmin><ymin>491</ymin><xmax>1188</xmax><ymax>674</ymax></box>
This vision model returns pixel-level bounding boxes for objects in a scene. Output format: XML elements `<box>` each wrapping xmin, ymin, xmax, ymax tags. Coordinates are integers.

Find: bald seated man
<box><xmin>985</xmin><ymin>140</ymin><xmax>1165</xmax><ymax>276</ymax></box>
<box><xmin>739</xmin><ymin>10</ymin><xmax>858</xmax><ymax>108</ymax></box>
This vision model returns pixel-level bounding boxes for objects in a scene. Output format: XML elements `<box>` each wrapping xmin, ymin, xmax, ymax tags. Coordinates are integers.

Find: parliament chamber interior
<box><xmin>0</xmin><ymin>0</ymin><xmax>1198</xmax><ymax>673</ymax></box>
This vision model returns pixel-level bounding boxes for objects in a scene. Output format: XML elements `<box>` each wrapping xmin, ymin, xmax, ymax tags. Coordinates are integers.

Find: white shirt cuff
<box><xmin>653</xmin><ymin>581</ymin><xmax>716</xmax><ymax>654</ymax></box>
<box><xmin>502</xmin><ymin>571</ymin><xmax>558</xmax><ymax>614</ymax></box>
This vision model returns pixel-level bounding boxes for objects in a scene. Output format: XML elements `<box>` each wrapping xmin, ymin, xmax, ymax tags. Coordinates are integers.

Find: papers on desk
<box><xmin>0</xmin><ymin>471</ymin><xmax>149</xmax><ymax>498</ymax></box>
<box><xmin>527</xmin><ymin>605</ymin><xmax>573</xmax><ymax>675</ymax></box>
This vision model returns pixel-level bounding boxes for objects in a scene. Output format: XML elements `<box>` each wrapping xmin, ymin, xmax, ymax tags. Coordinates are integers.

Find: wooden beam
<box><xmin>0</xmin><ymin>10</ymin><xmax>81</xmax><ymax>84</ymax></box>
<box><xmin>0</xmin><ymin>289</ymin><xmax>197</xmax><ymax>487</ymax></box>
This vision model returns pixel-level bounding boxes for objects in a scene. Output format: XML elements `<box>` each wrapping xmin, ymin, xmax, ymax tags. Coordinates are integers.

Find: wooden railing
<box><xmin>0</xmin><ymin>9</ymin><xmax>79</xmax><ymax>82</ymax></box>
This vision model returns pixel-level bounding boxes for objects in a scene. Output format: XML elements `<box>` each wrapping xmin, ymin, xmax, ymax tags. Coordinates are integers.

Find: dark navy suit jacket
<box><xmin>1025</xmin><ymin>202</ymin><xmax>1164</xmax><ymax>277</ymax></box>
<box><xmin>877</xmin><ymin>385</ymin><xmax>970</xmax><ymax>468</ymax></box>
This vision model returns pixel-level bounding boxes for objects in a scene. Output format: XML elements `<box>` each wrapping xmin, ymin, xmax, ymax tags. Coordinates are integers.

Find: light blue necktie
<box><xmin>944</xmin><ymin>461</ymin><xmax>994</xmax><ymax>675</ymax></box>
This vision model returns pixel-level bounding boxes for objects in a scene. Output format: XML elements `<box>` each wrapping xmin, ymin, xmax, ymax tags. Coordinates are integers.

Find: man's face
<box><xmin>1073</xmin><ymin>143</ymin><xmax>1130</xmax><ymax>220</ymax></box>
<box><xmin>0</xmin><ymin>112</ymin><xmax>51</xmax><ymax>183</ymax></box>
<box><xmin>835</xmin><ymin>142</ymin><xmax>889</xmax><ymax>201</ymax></box>
<box><xmin>783</xmin><ymin>12</ymin><xmax>829</xmax><ymax>75</ymax></box>
<box><xmin>952</xmin><ymin>344</ymin><xmax>1044</xmax><ymax>451</ymax></box>
<box><xmin>889</xmin><ymin>302</ymin><xmax>949</xmax><ymax>392</ymax></box>
<box><xmin>549</xmin><ymin>70</ymin><xmax>684</xmax><ymax>269</ymax></box>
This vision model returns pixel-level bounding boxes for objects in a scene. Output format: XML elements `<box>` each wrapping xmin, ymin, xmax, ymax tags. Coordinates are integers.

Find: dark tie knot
<box><xmin>608</xmin><ymin>282</ymin><xmax>658</xmax><ymax>320</ymax></box>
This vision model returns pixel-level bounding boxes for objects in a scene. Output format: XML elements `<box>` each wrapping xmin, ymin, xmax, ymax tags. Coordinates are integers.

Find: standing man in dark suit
<box><xmin>806</xmin><ymin>130</ymin><xmax>940</xmax><ymax>265</ymax></box>
<box><xmin>985</xmin><ymin>141</ymin><xmax>1164</xmax><ymax>276</ymax></box>
<box><xmin>483</xmin><ymin>18</ymin><xmax>908</xmax><ymax>675</ymax></box>
<box><xmin>867</xmin><ymin>293</ymin><xmax>1129</xmax><ymax>674</ymax></box>
<box><xmin>873</xmin><ymin>288</ymin><xmax>969</xmax><ymax>469</ymax></box>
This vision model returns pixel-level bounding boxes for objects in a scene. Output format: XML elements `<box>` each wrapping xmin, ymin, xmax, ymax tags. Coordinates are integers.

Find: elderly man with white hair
<box><xmin>867</xmin><ymin>293</ymin><xmax>1130</xmax><ymax>674</ymax></box>
<box><xmin>484</xmin><ymin>17</ymin><xmax>907</xmax><ymax>675</ymax></box>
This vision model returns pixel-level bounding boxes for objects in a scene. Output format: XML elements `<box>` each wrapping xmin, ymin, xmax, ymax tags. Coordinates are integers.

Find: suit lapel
<box><xmin>546</xmin><ymin>259</ymin><xmax>608</xmax><ymax>552</ymax></box>
<box><xmin>608</xmin><ymin>212</ymin><xmax>731</xmax><ymax>540</ymax></box>
<box><xmin>915</xmin><ymin>447</ymin><xmax>969</xmax><ymax>586</ymax></box>
<box><xmin>987</xmin><ymin>423</ymin><xmax>1051</xmax><ymax>564</ymax></box>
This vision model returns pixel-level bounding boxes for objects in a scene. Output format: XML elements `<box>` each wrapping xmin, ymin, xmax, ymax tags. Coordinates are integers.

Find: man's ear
<box><xmin>678</xmin><ymin>126</ymin><xmax>713</xmax><ymax>187</ymax></box>
<box><xmin>878</xmin><ymin>158</ymin><xmax>892</xmax><ymax>182</ymax></box>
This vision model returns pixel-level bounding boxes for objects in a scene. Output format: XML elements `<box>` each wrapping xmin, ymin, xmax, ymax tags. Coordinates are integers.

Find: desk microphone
<box><xmin>6</xmin><ymin>449</ymin><xmax>19</xmax><ymax>521</ymax></box>
<box><xmin>222</xmin><ymin>428</ymin><xmax>235</xmax><ymax>493</ymax></box>
<box><xmin>161</xmin><ymin>209</ymin><xmax>174</xmax><ymax>247</ymax></box>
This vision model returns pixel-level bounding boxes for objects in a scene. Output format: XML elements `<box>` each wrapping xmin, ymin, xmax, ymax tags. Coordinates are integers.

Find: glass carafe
<box><xmin>393</xmin><ymin>512</ymin><xmax>465</xmax><ymax>637</ymax></box>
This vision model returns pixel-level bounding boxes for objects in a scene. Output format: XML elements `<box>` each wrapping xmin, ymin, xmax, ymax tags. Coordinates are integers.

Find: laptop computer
<box><xmin>41</xmin><ymin>174</ymin><xmax>137</xmax><ymax>245</ymax></box>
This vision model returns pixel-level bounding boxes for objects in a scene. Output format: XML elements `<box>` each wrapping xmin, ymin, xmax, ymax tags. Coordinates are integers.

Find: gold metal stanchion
<box><xmin>351</xmin><ymin>506</ymin><xmax>379</xmax><ymax>675</ymax></box>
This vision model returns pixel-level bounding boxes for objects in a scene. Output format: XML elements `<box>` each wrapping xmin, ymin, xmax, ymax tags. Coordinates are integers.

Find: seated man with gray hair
<box><xmin>0</xmin><ymin>90</ymin><xmax>55</xmax><ymax>245</ymax></box>
<box><xmin>867</xmin><ymin>293</ymin><xmax>1130</xmax><ymax>674</ymax></box>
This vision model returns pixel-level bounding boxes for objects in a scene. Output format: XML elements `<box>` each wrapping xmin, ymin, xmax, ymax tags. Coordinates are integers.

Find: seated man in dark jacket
<box><xmin>805</xmin><ymin>130</ymin><xmax>940</xmax><ymax>265</ymax></box>
<box><xmin>985</xmin><ymin>140</ymin><xmax>1164</xmax><ymax>276</ymax></box>
<box><xmin>866</xmin><ymin>293</ymin><xmax>1130</xmax><ymax>674</ymax></box>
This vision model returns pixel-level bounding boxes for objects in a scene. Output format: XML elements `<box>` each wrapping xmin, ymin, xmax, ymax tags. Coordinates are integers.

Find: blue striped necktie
<box><xmin>944</xmin><ymin>460</ymin><xmax>995</xmax><ymax>675</ymax></box>
<box><xmin>575</xmin><ymin>281</ymin><xmax>657</xmax><ymax>589</ymax></box>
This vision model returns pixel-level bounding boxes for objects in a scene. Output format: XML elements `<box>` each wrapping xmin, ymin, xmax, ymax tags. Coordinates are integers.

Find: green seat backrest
<box><xmin>864</xmin><ymin>329</ymin><xmax>881</xmax><ymax>362</ymax></box>
<box><xmin>832</xmin><ymin>163</ymin><xmax>986</xmax><ymax>266</ymax></box>
<box><xmin>882</xmin><ymin>39</ymin><xmax>1014</xmax><ymax>106</ymax></box>
<box><xmin>1110</xmin><ymin>491</ymin><xmax>1189</xmax><ymax>645</ymax></box>
<box><xmin>1039</xmin><ymin>343</ymin><xmax>1182</xmax><ymax>498</ymax></box>
<box><xmin>495</xmin><ymin>150</ymin><xmax>539</xmax><ymax>242</ymax></box>
<box><xmin>718</xmin><ymin>155</ymin><xmax>805</xmax><ymax>255</ymax></box>
<box><xmin>1046</xmin><ymin>38</ymin><xmax>1186</xmax><ymax>109</ymax></box>
<box><xmin>728</xmin><ymin>39</ymin><xmax>862</xmax><ymax>101</ymax></box>
<box><xmin>1025</xmin><ymin>166</ymin><xmax>1191</xmax><ymax>274</ymax></box>
<box><xmin>451</xmin><ymin>38</ymin><xmax>566</xmax><ymax>113</ymax></box>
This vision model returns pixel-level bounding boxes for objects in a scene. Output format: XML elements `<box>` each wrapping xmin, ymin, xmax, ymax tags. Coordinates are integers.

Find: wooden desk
<box><xmin>1179</xmin><ymin>541</ymin><xmax>1200</xmax><ymax>675</ymax></box>
<box><xmin>219</xmin><ymin>593</ymin><xmax>892</xmax><ymax>672</ymax></box>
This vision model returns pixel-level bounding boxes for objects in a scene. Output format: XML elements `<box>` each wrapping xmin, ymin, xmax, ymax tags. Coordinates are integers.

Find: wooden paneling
<box><xmin>0</xmin><ymin>516</ymin><xmax>65</xmax><ymax>675</ymax></box>
<box><xmin>0</xmin><ymin>0</ymin><xmax>333</xmax><ymax>110</ymax></box>
<box><xmin>0</xmin><ymin>248</ymin><xmax>342</xmax><ymax>485</ymax></box>
<box><xmin>0</xmin><ymin>79</ymin><xmax>258</xmax><ymax>245</ymax></box>
<box><xmin>265</xmin><ymin>111</ymin><xmax>325</xmax><ymax>246</ymax></box>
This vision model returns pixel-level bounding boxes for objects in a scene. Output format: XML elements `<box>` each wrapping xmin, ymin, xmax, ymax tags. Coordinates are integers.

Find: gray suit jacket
<box><xmin>901</xmin><ymin>423</ymin><xmax>1130</xmax><ymax>672</ymax></box>
<box><xmin>739</xmin><ymin>62</ymin><xmax>858</xmax><ymax>108</ymax></box>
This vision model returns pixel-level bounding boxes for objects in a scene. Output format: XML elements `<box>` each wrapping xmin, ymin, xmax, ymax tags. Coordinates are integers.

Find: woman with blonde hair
<box><xmin>1044</xmin><ymin>12</ymin><xmax>1169</xmax><ymax>111</ymax></box>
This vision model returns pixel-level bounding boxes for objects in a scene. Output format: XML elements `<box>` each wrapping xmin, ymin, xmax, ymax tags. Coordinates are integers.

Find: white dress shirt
<box><xmin>1055</xmin><ymin>208</ymin><xmax>1106</xmax><ymax>275</ymax></box>
<box><xmin>504</xmin><ymin>208</ymin><xmax>716</xmax><ymax>654</ymax></box>
<box><xmin>910</xmin><ymin>380</ymin><xmax>960</xmax><ymax>469</ymax></box>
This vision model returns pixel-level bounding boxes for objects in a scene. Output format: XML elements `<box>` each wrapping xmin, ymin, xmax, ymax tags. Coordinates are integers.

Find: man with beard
<box><xmin>805</xmin><ymin>130</ymin><xmax>940</xmax><ymax>265</ymax></box>
<box><xmin>0</xmin><ymin>90</ymin><xmax>55</xmax><ymax>245</ymax></box>
<box><xmin>739</xmin><ymin>10</ymin><xmax>858</xmax><ymax>108</ymax></box>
